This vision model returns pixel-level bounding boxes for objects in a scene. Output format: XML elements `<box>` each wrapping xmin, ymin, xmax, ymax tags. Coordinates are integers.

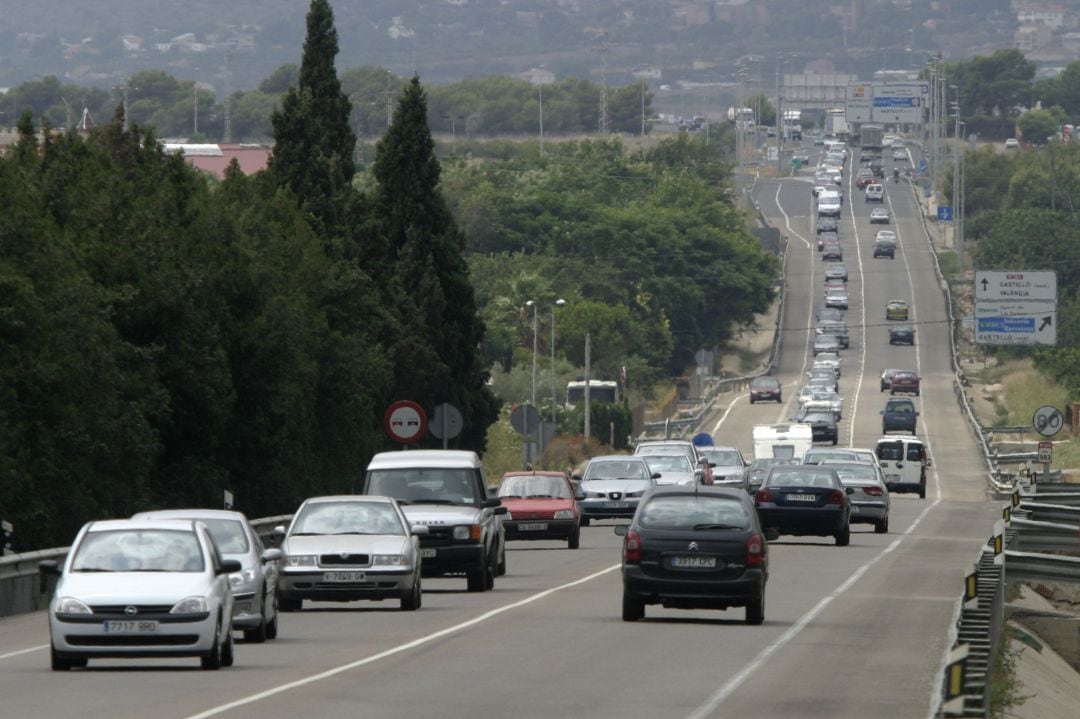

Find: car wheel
<box><xmin>401</xmin><ymin>576</ymin><xmax>421</xmax><ymax>611</ymax></box>
<box><xmin>201</xmin><ymin>618</ymin><xmax>224</xmax><ymax>670</ymax></box>
<box><xmin>745</xmin><ymin>594</ymin><xmax>765</xmax><ymax>626</ymax></box>
<box><xmin>622</xmin><ymin>591</ymin><xmax>645</xmax><ymax>622</ymax></box>
<box><xmin>874</xmin><ymin>516</ymin><xmax>889</xmax><ymax>534</ymax></box>
<box><xmin>466</xmin><ymin>552</ymin><xmax>489</xmax><ymax>593</ymax></box>
<box><xmin>497</xmin><ymin>542</ymin><xmax>507</xmax><ymax>576</ymax></box>
<box><xmin>278</xmin><ymin>595</ymin><xmax>302</xmax><ymax>613</ymax></box>
<box><xmin>50</xmin><ymin>645</ymin><xmax>85</xmax><ymax>671</ymax></box>
<box><xmin>579</xmin><ymin>516</ymin><xmax>591</xmax><ymax>527</ymax></box>
<box><xmin>831</xmin><ymin>436</ymin><xmax>838</xmax><ymax>446</ymax></box>
<box><xmin>484</xmin><ymin>551</ymin><xmax>497</xmax><ymax>590</ymax></box>
<box><xmin>265</xmin><ymin>605</ymin><xmax>279</xmax><ymax>640</ymax></box>
<box><xmin>835</xmin><ymin>523</ymin><xmax>851</xmax><ymax>546</ymax></box>
<box><xmin>919</xmin><ymin>482</ymin><xmax>927</xmax><ymax>499</ymax></box>
<box><xmin>220</xmin><ymin>626</ymin><xmax>234</xmax><ymax>668</ymax></box>
<box><xmin>915</xmin><ymin>390</ymin><xmax>921</xmax><ymax>396</ymax></box>
<box><xmin>244</xmin><ymin>588</ymin><xmax>269</xmax><ymax>643</ymax></box>
<box><xmin>568</xmin><ymin>526</ymin><xmax>581</xmax><ymax>549</ymax></box>
<box><xmin>749</xmin><ymin>397</ymin><xmax>755</xmax><ymax>404</ymax></box>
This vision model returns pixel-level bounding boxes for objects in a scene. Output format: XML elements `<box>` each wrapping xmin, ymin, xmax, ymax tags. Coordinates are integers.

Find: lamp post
<box><xmin>525</xmin><ymin>300</ymin><xmax>539</xmax><ymax>461</ymax></box>
<box><xmin>539</xmin><ymin>81</ymin><xmax>544</xmax><ymax>157</ymax></box>
<box><xmin>550</xmin><ymin>298</ymin><xmax>566</xmax><ymax>426</ymax></box>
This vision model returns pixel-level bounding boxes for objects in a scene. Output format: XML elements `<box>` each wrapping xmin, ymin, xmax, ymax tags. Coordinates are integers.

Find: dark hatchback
<box><xmin>889</xmin><ymin>324</ymin><xmax>916</xmax><ymax>345</ymax></box>
<box><xmin>816</xmin><ymin>216</ymin><xmax>838</xmax><ymax>235</ymax></box>
<box><xmin>617</xmin><ymin>486</ymin><xmax>775</xmax><ymax>624</ymax></box>
<box><xmin>817</xmin><ymin>231</ymin><xmax>838</xmax><ymax>251</ymax></box>
<box><xmin>889</xmin><ymin>371</ymin><xmax>921</xmax><ymax>396</ymax></box>
<box><xmin>794</xmin><ymin>408</ymin><xmax>839</xmax><ymax>445</ymax></box>
<box><xmin>750</xmin><ymin>376</ymin><xmax>782</xmax><ymax>404</ymax></box>
<box><xmin>882</xmin><ymin>398</ymin><xmax>919</xmax><ymax>434</ymax></box>
<box><xmin>873</xmin><ymin>239</ymin><xmax>896</xmax><ymax>258</ymax></box>
<box><xmin>822</xmin><ymin>243</ymin><xmax>843</xmax><ymax>262</ymax></box>
<box><xmin>754</xmin><ymin>465</ymin><xmax>854</xmax><ymax>546</ymax></box>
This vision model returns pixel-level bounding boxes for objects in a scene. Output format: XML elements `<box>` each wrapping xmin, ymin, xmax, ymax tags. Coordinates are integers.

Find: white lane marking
<box><xmin>184</xmin><ymin>564</ymin><xmax>621</xmax><ymax>719</ymax></box>
<box><xmin>712</xmin><ymin>392</ymin><xmax>749</xmax><ymax>434</ymax></box>
<box><xmin>845</xmin><ymin>161</ymin><xmax>868</xmax><ymax>444</ymax></box>
<box><xmin>685</xmin><ymin>497</ymin><xmax>942</xmax><ymax>719</ymax></box>
<box><xmin>0</xmin><ymin>644</ymin><xmax>48</xmax><ymax>660</ymax></box>
<box><xmin>883</xmin><ymin>187</ymin><xmax>939</xmax><ymax>500</ymax></box>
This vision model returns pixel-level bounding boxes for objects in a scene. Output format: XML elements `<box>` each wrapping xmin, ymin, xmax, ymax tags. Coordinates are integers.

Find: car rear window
<box><xmin>765</xmin><ymin>468</ymin><xmax>837</xmax><ymax>488</ymax></box>
<box><xmin>637</xmin><ymin>495</ymin><xmax>751</xmax><ymax>530</ymax></box>
<box><xmin>499</xmin><ymin>475</ymin><xmax>570</xmax><ymax>499</ymax></box>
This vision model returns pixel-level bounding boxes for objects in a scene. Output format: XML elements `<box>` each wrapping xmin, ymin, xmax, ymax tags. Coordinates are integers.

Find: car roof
<box><xmin>87</xmin><ymin>518</ymin><xmax>200</xmax><ymax>533</ymax></box>
<box><xmin>591</xmin><ymin>454</ymin><xmax>648</xmax><ymax>462</ymax></box>
<box><xmin>641</xmin><ymin>485</ymin><xmax>750</xmax><ymax>501</ymax></box>
<box><xmin>501</xmin><ymin>470</ymin><xmax>567</xmax><ymax>479</ymax></box>
<box><xmin>132</xmin><ymin>509</ymin><xmax>250</xmax><ymax>522</ymax></box>
<box><xmin>300</xmin><ymin>495</ymin><xmax>396</xmax><ymax>505</ymax></box>
<box><xmin>367</xmin><ymin>450</ymin><xmax>481</xmax><ymax>470</ymax></box>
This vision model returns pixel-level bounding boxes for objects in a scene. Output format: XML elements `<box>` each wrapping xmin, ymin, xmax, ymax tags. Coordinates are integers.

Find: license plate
<box><xmin>420</xmin><ymin>548</ymin><xmax>436</xmax><ymax>558</ymax></box>
<box><xmin>323</xmin><ymin>571</ymin><xmax>365</xmax><ymax>583</ymax></box>
<box><xmin>104</xmin><ymin>620</ymin><xmax>158</xmax><ymax>634</ymax></box>
<box><xmin>670</xmin><ymin>556</ymin><xmax>718</xmax><ymax>569</ymax></box>
<box><xmin>785</xmin><ymin>494</ymin><xmax>817</xmax><ymax>502</ymax></box>
<box><xmin>886</xmin><ymin>474</ymin><xmax>901</xmax><ymax>482</ymax></box>
<box><xmin>517</xmin><ymin>522</ymin><xmax>548</xmax><ymax>531</ymax></box>
<box><xmin>606</xmin><ymin>501</ymin><xmax>631</xmax><ymax>509</ymax></box>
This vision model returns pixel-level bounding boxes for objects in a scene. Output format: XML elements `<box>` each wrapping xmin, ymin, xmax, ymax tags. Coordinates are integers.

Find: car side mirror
<box><xmin>845</xmin><ymin>487</ymin><xmax>855</xmax><ymax>495</ymax></box>
<box><xmin>273</xmin><ymin>525</ymin><xmax>287</xmax><ymax>537</ymax></box>
<box><xmin>218</xmin><ymin>559</ymin><xmax>242</xmax><ymax>575</ymax></box>
<box><xmin>926</xmin><ymin>458</ymin><xmax>933</xmax><ymax>467</ymax></box>
<box><xmin>708</xmin><ymin>462</ymin><xmax>717</xmax><ymax>469</ymax></box>
<box><xmin>482</xmin><ymin>498</ymin><xmax>502</xmax><ymax>509</ymax></box>
<box><xmin>410</xmin><ymin>524</ymin><xmax>430</xmax><ymax>536</ymax></box>
<box><xmin>572</xmin><ymin>474</ymin><xmax>583</xmax><ymax>482</ymax></box>
<box><xmin>575</xmin><ymin>491</ymin><xmax>586</xmax><ymax>501</ymax></box>
<box><xmin>492</xmin><ymin>505</ymin><xmax>508</xmax><ymax>516</ymax></box>
<box><xmin>613</xmin><ymin>526</ymin><xmax>628</xmax><ymax>537</ymax></box>
<box><xmin>764</xmin><ymin>528</ymin><xmax>780</xmax><ymax>542</ymax></box>
<box><xmin>39</xmin><ymin>560</ymin><xmax>61</xmax><ymax>576</ymax></box>
<box><xmin>260</xmin><ymin>548</ymin><xmax>283</xmax><ymax>564</ymax></box>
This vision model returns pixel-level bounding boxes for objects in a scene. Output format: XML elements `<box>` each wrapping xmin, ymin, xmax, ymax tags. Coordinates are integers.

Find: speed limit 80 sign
<box><xmin>1033</xmin><ymin>405</ymin><xmax>1064</xmax><ymax>437</ymax></box>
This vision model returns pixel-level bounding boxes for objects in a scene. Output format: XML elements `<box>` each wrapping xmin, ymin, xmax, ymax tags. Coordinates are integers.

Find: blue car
<box><xmin>754</xmin><ymin>465</ymin><xmax>853</xmax><ymax>546</ymax></box>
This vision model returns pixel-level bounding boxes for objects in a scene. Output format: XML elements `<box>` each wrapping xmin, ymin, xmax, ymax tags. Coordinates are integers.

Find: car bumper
<box><xmin>756</xmin><ymin>508</ymin><xmax>846</xmax><ymax>536</ymax></box>
<box><xmin>849</xmin><ymin>501</ymin><xmax>888</xmax><ymax>523</ymax></box>
<box><xmin>230</xmin><ymin>591</ymin><xmax>263</xmax><ymax>628</ymax></box>
<box><xmin>504</xmin><ymin>519</ymin><xmax>577</xmax><ymax>540</ymax></box>
<box><xmin>580</xmin><ymin>500</ymin><xmax>639</xmax><ymax>520</ymax></box>
<box><xmin>750</xmin><ymin>392</ymin><xmax>781</xmax><ymax>403</ymax></box>
<box><xmin>278</xmin><ymin>567</ymin><xmax>415</xmax><ymax>600</ymax></box>
<box><xmin>49</xmin><ymin>610</ymin><xmax>218</xmax><ymax>658</ymax></box>
<box><xmin>622</xmin><ymin>565</ymin><xmax>765</xmax><ymax>609</ymax></box>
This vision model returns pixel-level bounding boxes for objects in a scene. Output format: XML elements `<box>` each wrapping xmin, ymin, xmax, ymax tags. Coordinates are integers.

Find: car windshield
<box><xmin>366</xmin><ymin>468</ymin><xmax>480</xmax><ymax>506</ymax></box>
<box><xmin>644</xmin><ymin>455</ymin><xmax>693</xmax><ymax>473</ymax></box>
<box><xmin>584</xmin><ymin>460</ymin><xmax>648</xmax><ymax>481</ymax></box>
<box><xmin>72</xmin><ymin>529</ymin><xmax>205</xmax><ymax>573</ymax></box>
<box><xmin>877</xmin><ymin>442</ymin><xmax>904</xmax><ymax>460</ymax></box>
<box><xmin>701</xmin><ymin>449</ymin><xmax>742</xmax><ymax>466</ymax></box>
<box><xmin>638</xmin><ymin>495</ymin><xmax>751</xmax><ymax>531</ymax></box>
<box><xmin>498</xmin><ymin>475</ymin><xmax>570</xmax><ymax>499</ymax></box>
<box><xmin>291</xmin><ymin>501</ymin><xmax>404</xmax><ymax>536</ymax></box>
<box><xmin>765</xmin><ymin>468</ymin><xmax>836</xmax><ymax>488</ymax></box>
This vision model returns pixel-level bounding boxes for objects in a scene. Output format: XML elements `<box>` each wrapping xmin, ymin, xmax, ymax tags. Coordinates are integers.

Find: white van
<box><xmin>817</xmin><ymin>191</ymin><xmax>842</xmax><ymax>217</ymax></box>
<box><xmin>753</xmin><ymin>424</ymin><xmax>813</xmax><ymax>461</ymax></box>
<box><xmin>875</xmin><ymin>436</ymin><xmax>931</xmax><ymax>498</ymax></box>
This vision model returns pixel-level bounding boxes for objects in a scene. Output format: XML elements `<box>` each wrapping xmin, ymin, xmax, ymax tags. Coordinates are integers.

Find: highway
<box><xmin>0</xmin><ymin>141</ymin><xmax>999</xmax><ymax>719</ymax></box>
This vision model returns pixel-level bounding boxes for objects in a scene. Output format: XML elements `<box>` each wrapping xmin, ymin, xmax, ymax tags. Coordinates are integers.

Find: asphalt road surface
<box><xmin>0</xmin><ymin>140</ymin><xmax>999</xmax><ymax>719</ymax></box>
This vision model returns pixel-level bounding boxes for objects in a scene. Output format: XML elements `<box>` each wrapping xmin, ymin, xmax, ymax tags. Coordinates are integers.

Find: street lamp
<box><xmin>539</xmin><ymin>81</ymin><xmax>544</xmax><ymax>157</ymax></box>
<box><xmin>525</xmin><ymin>300</ymin><xmax>539</xmax><ymax>462</ymax></box>
<box><xmin>550</xmin><ymin>298</ymin><xmax>566</xmax><ymax>426</ymax></box>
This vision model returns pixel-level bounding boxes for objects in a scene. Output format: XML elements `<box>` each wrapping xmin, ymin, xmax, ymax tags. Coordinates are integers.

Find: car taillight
<box><xmin>827</xmin><ymin>490</ymin><xmax>845</xmax><ymax>505</ymax></box>
<box><xmin>624</xmin><ymin>530</ymin><xmax>642</xmax><ymax>563</ymax></box>
<box><xmin>755</xmin><ymin>488</ymin><xmax>773</xmax><ymax>504</ymax></box>
<box><xmin>746</xmin><ymin>533</ymin><xmax>765</xmax><ymax>567</ymax></box>
<box><xmin>863</xmin><ymin>486</ymin><xmax>884</xmax><ymax>496</ymax></box>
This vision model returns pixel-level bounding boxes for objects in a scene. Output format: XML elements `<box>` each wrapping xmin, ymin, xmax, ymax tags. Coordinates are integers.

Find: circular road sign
<box><xmin>430</xmin><ymin>403</ymin><xmax>463</xmax><ymax>440</ymax></box>
<box><xmin>1032</xmin><ymin>405</ymin><xmax>1064</xmax><ymax>438</ymax></box>
<box><xmin>384</xmin><ymin>400</ymin><xmax>427</xmax><ymax>444</ymax></box>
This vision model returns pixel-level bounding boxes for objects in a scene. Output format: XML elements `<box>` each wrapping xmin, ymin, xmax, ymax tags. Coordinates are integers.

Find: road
<box><xmin>0</xmin><ymin>141</ymin><xmax>998</xmax><ymax>719</ymax></box>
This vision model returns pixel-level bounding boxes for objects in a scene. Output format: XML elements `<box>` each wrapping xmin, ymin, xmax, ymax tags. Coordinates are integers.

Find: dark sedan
<box><xmin>816</xmin><ymin>216</ymin><xmax>838</xmax><ymax>235</ymax></box>
<box><xmin>749</xmin><ymin>376</ymin><xmax>782</xmax><ymax>404</ymax></box>
<box><xmin>817</xmin><ymin>231</ymin><xmax>838</xmax><ymax>251</ymax></box>
<box><xmin>747</xmin><ymin>458</ymin><xmax>800</xmax><ymax>495</ymax></box>
<box><xmin>822</xmin><ymin>243</ymin><xmax>843</xmax><ymax>262</ymax></box>
<box><xmin>793</xmin><ymin>408</ymin><xmax>839</xmax><ymax>445</ymax></box>
<box><xmin>888</xmin><ymin>324</ymin><xmax>916</xmax><ymax>345</ymax></box>
<box><xmin>889</xmin><ymin>371</ymin><xmax>921</xmax><ymax>396</ymax></box>
<box><xmin>754</xmin><ymin>465</ymin><xmax>854</xmax><ymax>546</ymax></box>
<box><xmin>617</xmin><ymin>486</ymin><xmax>776</xmax><ymax>624</ymax></box>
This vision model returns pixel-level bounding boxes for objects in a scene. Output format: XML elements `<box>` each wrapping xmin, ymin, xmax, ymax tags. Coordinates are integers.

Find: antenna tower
<box><xmin>223</xmin><ymin>50</ymin><xmax>235</xmax><ymax>143</ymax></box>
<box><xmin>595</xmin><ymin>30</ymin><xmax>610</xmax><ymax>134</ymax></box>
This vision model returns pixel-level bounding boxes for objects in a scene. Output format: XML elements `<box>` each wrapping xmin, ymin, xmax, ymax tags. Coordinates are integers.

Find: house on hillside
<box><xmin>162</xmin><ymin>143</ymin><xmax>271</xmax><ymax>179</ymax></box>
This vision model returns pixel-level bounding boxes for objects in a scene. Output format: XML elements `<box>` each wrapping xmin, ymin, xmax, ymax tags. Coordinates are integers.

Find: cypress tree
<box><xmin>268</xmin><ymin>0</ymin><xmax>355</xmax><ymax>235</ymax></box>
<box><xmin>373</xmin><ymin>78</ymin><xmax>499</xmax><ymax>451</ymax></box>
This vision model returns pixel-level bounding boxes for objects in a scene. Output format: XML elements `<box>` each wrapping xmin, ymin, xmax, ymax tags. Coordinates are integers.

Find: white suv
<box><xmin>865</xmin><ymin>184</ymin><xmax>884</xmax><ymax>202</ymax></box>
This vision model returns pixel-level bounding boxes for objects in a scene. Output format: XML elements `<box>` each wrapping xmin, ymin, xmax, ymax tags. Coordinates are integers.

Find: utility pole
<box><xmin>223</xmin><ymin>50</ymin><xmax>234</xmax><ymax>143</ymax></box>
<box><xmin>596</xmin><ymin>30</ymin><xmax>610</xmax><ymax>134</ymax></box>
<box><xmin>640</xmin><ymin>78</ymin><xmax>646</xmax><ymax>138</ymax></box>
<box><xmin>583</xmin><ymin>332</ymin><xmax>591</xmax><ymax>442</ymax></box>
<box><xmin>775</xmin><ymin>55</ymin><xmax>783</xmax><ymax>173</ymax></box>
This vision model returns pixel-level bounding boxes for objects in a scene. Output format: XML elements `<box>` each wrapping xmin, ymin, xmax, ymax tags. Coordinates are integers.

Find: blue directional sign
<box><xmin>978</xmin><ymin>317</ymin><xmax>1035</xmax><ymax>333</ymax></box>
<box><xmin>873</xmin><ymin>97</ymin><xmax>920</xmax><ymax>108</ymax></box>
<box><xmin>937</xmin><ymin>205</ymin><xmax>953</xmax><ymax>222</ymax></box>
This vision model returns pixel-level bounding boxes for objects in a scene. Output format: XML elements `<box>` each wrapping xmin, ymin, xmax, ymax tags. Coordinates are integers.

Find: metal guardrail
<box><xmin>1004</xmin><ymin>550</ymin><xmax>1080</xmax><ymax>583</ymax></box>
<box><xmin>0</xmin><ymin>514</ymin><xmax>294</xmax><ymax>619</ymax></box>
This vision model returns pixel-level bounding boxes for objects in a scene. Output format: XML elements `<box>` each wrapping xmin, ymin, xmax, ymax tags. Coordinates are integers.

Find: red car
<box><xmin>497</xmin><ymin>471</ymin><xmax>582</xmax><ymax>549</ymax></box>
<box><xmin>889</xmin><ymin>371</ymin><xmax>921</xmax><ymax>396</ymax></box>
<box><xmin>750</xmin><ymin>376</ymin><xmax>782</xmax><ymax>404</ymax></box>
<box><xmin>824</xmin><ymin>278</ymin><xmax>847</xmax><ymax>294</ymax></box>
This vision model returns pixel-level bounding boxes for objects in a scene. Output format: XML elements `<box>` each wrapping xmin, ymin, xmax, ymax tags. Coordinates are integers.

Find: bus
<box><xmin>566</xmin><ymin>380</ymin><xmax>619</xmax><ymax>408</ymax></box>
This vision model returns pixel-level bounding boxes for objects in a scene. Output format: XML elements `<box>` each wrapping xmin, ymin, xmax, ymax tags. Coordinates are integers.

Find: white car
<box><xmin>132</xmin><ymin>509</ymin><xmax>282</xmax><ymax>642</ymax></box>
<box><xmin>802</xmin><ymin>390</ymin><xmax>844</xmax><ymax>420</ymax></box>
<box><xmin>825</xmin><ymin>287</ymin><xmax>849</xmax><ymax>309</ymax></box>
<box><xmin>1005</xmin><ymin>138</ymin><xmax>1020</xmax><ymax>149</ymax></box>
<box><xmin>870</xmin><ymin>208</ymin><xmax>891</xmax><ymax>224</ymax></box>
<box><xmin>812</xmin><ymin>357</ymin><xmax>842</xmax><ymax>378</ymax></box>
<box><xmin>642</xmin><ymin>453</ymin><xmax>697</xmax><ymax>486</ymax></box>
<box><xmin>40</xmin><ymin>518</ymin><xmax>239</xmax><ymax>671</ymax></box>
<box><xmin>876</xmin><ymin>230</ymin><xmax>897</xmax><ymax>242</ymax></box>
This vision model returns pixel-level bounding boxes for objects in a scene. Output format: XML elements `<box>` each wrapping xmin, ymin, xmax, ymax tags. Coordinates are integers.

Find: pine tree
<box><xmin>373</xmin><ymin>78</ymin><xmax>499</xmax><ymax>451</ymax></box>
<box><xmin>268</xmin><ymin>0</ymin><xmax>355</xmax><ymax>235</ymax></box>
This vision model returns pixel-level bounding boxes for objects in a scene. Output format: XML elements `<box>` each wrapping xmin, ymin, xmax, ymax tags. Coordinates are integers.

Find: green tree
<box><xmin>1017</xmin><ymin>109</ymin><xmax>1059</xmax><ymax>145</ymax></box>
<box><xmin>373</xmin><ymin>78</ymin><xmax>499</xmax><ymax>451</ymax></box>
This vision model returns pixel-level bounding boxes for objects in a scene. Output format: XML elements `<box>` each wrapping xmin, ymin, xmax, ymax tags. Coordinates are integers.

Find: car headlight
<box><xmin>583</xmin><ymin>491</ymin><xmax>604</xmax><ymax>498</ymax></box>
<box><xmin>371</xmin><ymin>554</ymin><xmax>408</xmax><ymax>566</ymax></box>
<box><xmin>170</xmin><ymin>596</ymin><xmax>209</xmax><ymax>614</ymax></box>
<box><xmin>626</xmin><ymin>490</ymin><xmax>645</xmax><ymax>498</ymax></box>
<box><xmin>229</xmin><ymin>568</ymin><xmax>257</xmax><ymax>588</ymax></box>
<box><xmin>452</xmin><ymin>525</ymin><xmax>481</xmax><ymax>541</ymax></box>
<box><xmin>553</xmin><ymin>510</ymin><xmax>574</xmax><ymax>520</ymax></box>
<box><xmin>286</xmin><ymin>554</ymin><xmax>318</xmax><ymax>567</ymax></box>
<box><xmin>57</xmin><ymin>597</ymin><xmax>92</xmax><ymax>614</ymax></box>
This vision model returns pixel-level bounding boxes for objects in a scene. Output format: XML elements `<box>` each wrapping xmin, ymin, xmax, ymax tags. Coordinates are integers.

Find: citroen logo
<box><xmin>124</xmin><ymin>606</ymin><xmax>138</xmax><ymax>616</ymax></box>
<box><xmin>688</xmin><ymin>541</ymin><xmax>700</xmax><ymax>551</ymax></box>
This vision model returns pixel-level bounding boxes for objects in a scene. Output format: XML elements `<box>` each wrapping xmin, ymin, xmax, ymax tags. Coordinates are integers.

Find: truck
<box><xmin>825</xmin><ymin>109</ymin><xmax>849</xmax><ymax>139</ymax></box>
<box><xmin>752</xmin><ymin>423</ymin><xmax>813</xmax><ymax>461</ymax></box>
<box><xmin>858</xmin><ymin>123</ymin><xmax>885</xmax><ymax>159</ymax></box>
<box><xmin>782</xmin><ymin>109</ymin><xmax>803</xmax><ymax>141</ymax></box>
<box><xmin>727</xmin><ymin>106</ymin><xmax>755</xmax><ymax>132</ymax></box>
<box><xmin>566</xmin><ymin>380</ymin><xmax>619</xmax><ymax>408</ymax></box>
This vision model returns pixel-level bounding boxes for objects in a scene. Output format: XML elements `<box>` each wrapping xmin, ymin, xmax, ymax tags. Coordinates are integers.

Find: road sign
<box><xmin>845</xmin><ymin>84</ymin><xmax>872</xmax><ymax>123</ymax></box>
<box><xmin>937</xmin><ymin>205</ymin><xmax>953</xmax><ymax>222</ymax></box>
<box><xmin>1033</xmin><ymin>405</ymin><xmax>1064</xmax><ymax>437</ymax></box>
<box><xmin>1038</xmin><ymin>441</ymin><xmax>1053</xmax><ymax>463</ymax></box>
<box><xmin>383</xmin><ymin>400</ymin><xmax>427</xmax><ymax>444</ymax></box>
<box><xmin>430</xmin><ymin>403</ymin><xmax>463</xmax><ymax>441</ymax></box>
<box><xmin>974</xmin><ymin>270</ymin><xmax>1057</xmax><ymax>302</ymax></box>
<box><xmin>223</xmin><ymin>490</ymin><xmax>234</xmax><ymax>510</ymax></box>
<box><xmin>870</xmin><ymin>82</ymin><xmax>929</xmax><ymax>124</ymax></box>
<box><xmin>509</xmin><ymin>403</ymin><xmax>541</xmax><ymax>435</ymax></box>
<box><xmin>974</xmin><ymin>301</ymin><xmax>1056</xmax><ymax>346</ymax></box>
